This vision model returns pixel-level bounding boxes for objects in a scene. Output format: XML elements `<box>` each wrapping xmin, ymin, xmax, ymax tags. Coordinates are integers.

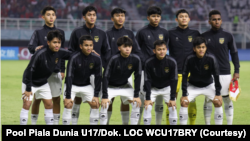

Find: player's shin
<box><xmin>90</xmin><ymin>108</ymin><xmax>99</xmax><ymax>125</ymax></box>
<box><xmin>203</xmin><ymin>98</ymin><xmax>213</xmax><ymax>125</ymax></box>
<box><xmin>214</xmin><ymin>107</ymin><xmax>223</xmax><ymax>125</ymax></box>
<box><xmin>223</xmin><ymin>96</ymin><xmax>234</xmax><ymax>125</ymax></box>
<box><xmin>168</xmin><ymin>107</ymin><xmax>178</xmax><ymax>125</ymax></box>
<box><xmin>143</xmin><ymin>105</ymin><xmax>152</xmax><ymax>125</ymax></box>
<box><xmin>71</xmin><ymin>103</ymin><xmax>80</xmax><ymax>125</ymax></box>
<box><xmin>188</xmin><ymin>99</ymin><xmax>197</xmax><ymax>125</ymax></box>
<box><xmin>130</xmin><ymin>102</ymin><xmax>140</xmax><ymax>125</ymax></box>
<box><xmin>179</xmin><ymin>107</ymin><xmax>188</xmax><ymax>125</ymax></box>
<box><xmin>62</xmin><ymin>108</ymin><xmax>72</xmax><ymax>125</ymax></box>
<box><xmin>100</xmin><ymin>103</ymin><xmax>109</xmax><ymax>125</ymax></box>
<box><xmin>44</xmin><ymin>109</ymin><xmax>54</xmax><ymax>125</ymax></box>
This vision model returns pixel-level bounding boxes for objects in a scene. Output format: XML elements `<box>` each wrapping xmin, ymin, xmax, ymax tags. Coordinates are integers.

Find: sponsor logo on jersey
<box><xmin>79</xmin><ymin>64</ymin><xmax>81</xmax><ymax>67</ymax></box>
<box><xmin>89</xmin><ymin>63</ymin><xmax>94</xmax><ymax>69</ymax></box>
<box><xmin>176</xmin><ymin>37</ymin><xmax>179</xmax><ymax>41</ymax></box>
<box><xmin>204</xmin><ymin>64</ymin><xmax>209</xmax><ymax>70</ymax></box>
<box><xmin>94</xmin><ymin>36</ymin><xmax>99</xmax><ymax>42</ymax></box>
<box><xmin>44</xmin><ymin>36</ymin><xmax>47</xmax><ymax>41</ymax></box>
<box><xmin>128</xmin><ymin>64</ymin><xmax>133</xmax><ymax>70</ymax></box>
<box><xmin>159</xmin><ymin>34</ymin><xmax>163</xmax><ymax>40</ymax></box>
<box><xmin>55</xmin><ymin>58</ymin><xmax>58</xmax><ymax>64</ymax></box>
<box><xmin>165</xmin><ymin>67</ymin><xmax>169</xmax><ymax>73</ymax></box>
<box><xmin>208</xmin><ymin>39</ymin><xmax>211</xmax><ymax>42</ymax></box>
<box><xmin>188</xmin><ymin>36</ymin><xmax>193</xmax><ymax>42</ymax></box>
<box><xmin>219</xmin><ymin>38</ymin><xmax>224</xmax><ymax>44</ymax></box>
<box><xmin>117</xmin><ymin>66</ymin><xmax>120</xmax><ymax>69</ymax></box>
<box><xmin>148</xmin><ymin>35</ymin><xmax>150</xmax><ymax>39</ymax></box>
<box><xmin>112</xmin><ymin>37</ymin><xmax>115</xmax><ymax>41</ymax></box>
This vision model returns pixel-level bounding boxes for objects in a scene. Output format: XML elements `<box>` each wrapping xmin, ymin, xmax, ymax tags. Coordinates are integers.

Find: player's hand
<box><xmin>35</xmin><ymin>45</ymin><xmax>43</xmax><ymax>51</ymax></box>
<box><xmin>22</xmin><ymin>91</ymin><xmax>32</xmax><ymax>102</ymax></box>
<box><xmin>64</xmin><ymin>98</ymin><xmax>73</xmax><ymax>108</ymax></box>
<box><xmin>233</xmin><ymin>73</ymin><xmax>239</xmax><ymax>81</ymax></box>
<box><xmin>180</xmin><ymin>96</ymin><xmax>189</xmax><ymax>107</ymax></box>
<box><xmin>61</xmin><ymin>72</ymin><xmax>65</xmax><ymax>80</ymax></box>
<box><xmin>92</xmin><ymin>97</ymin><xmax>100</xmax><ymax>108</ymax></box>
<box><xmin>212</xmin><ymin>95</ymin><xmax>222</xmax><ymax>106</ymax></box>
<box><xmin>101</xmin><ymin>99</ymin><xmax>110</xmax><ymax>109</ymax></box>
<box><xmin>144</xmin><ymin>100</ymin><xmax>153</xmax><ymax>110</ymax></box>
<box><xmin>132</xmin><ymin>97</ymin><xmax>141</xmax><ymax>108</ymax></box>
<box><xmin>168</xmin><ymin>100</ymin><xmax>177</xmax><ymax>110</ymax></box>
<box><xmin>92</xmin><ymin>50</ymin><xmax>100</xmax><ymax>56</ymax></box>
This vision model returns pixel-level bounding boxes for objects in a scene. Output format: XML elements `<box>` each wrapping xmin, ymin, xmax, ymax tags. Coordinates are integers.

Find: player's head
<box><xmin>79</xmin><ymin>35</ymin><xmax>94</xmax><ymax>56</ymax></box>
<box><xmin>193</xmin><ymin>37</ymin><xmax>207</xmax><ymax>58</ymax></box>
<box><xmin>111</xmin><ymin>8</ymin><xmax>126</xmax><ymax>27</ymax></box>
<box><xmin>147</xmin><ymin>6</ymin><xmax>162</xmax><ymax>27</ymax></box>
<box><xmin>41</xmin><ymin>6</ymin><xmax>56</xmax><ymax>25</ymax></box>
<box><xmin>117</xmin><ymin>36</ymin><xmax>133</xmax><ymax>57</ymax></box>
<box><xmin>82</xmin><ymin>6</ymin><xmax>97</xmax><ymax>25</ymax></box>
<box><xmin>208</xmin><ymin>10</ymin><xmax>222</xmax><ymax>30</ymax></box>
<box><xmin>175</xmin><ymin>9</ymin><xmax>190</xmax><ymax>27</ymax></box>
<box><xmin>47</xmin><ymin>30</ymin><xmax>63</xmax><ymax>52</ymax></box>
<box><xmin>153</xmin><ymin>40</ymin><xmax>167</xmax><ymax>60</ymax></box>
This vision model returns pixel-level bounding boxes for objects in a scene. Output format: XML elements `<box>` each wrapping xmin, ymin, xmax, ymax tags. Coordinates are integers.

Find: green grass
<box><xmin>1</xmin><ymin>60</ymin><xmax>250</xmax><ymax>125</ymax></box>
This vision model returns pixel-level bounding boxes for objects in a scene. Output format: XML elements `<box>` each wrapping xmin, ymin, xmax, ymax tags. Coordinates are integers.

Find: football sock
<box><xmin>100</xmin><ymin>103</ymin><xmax>109</xmax><ymax>125</ymax></box>
<box><xmin>53</xmin><ymin>113</ymin><xmax>60</xmax><ymax>125</ymax></box>
<box><xmin>223</xmin><ymin>96</ymin><xmax>234</xmax><ymax>125</ymax></box>
<box><xmin>143</xmin><ymin>105</ymin><xmax>152</xmax><ymax>125</ymax></box>
<box><xmin>20</xmin><ymin>108</ymin><xmax>29</xmax><ymax>125</ymax></box>
<box><xmin>90</xmin><ymin>108</ymin><xmax>99</xmax><ymax>125</ymax></box>
<box><xmin>138</xmin><ymin>93</ymin><xmax>144</xmax><ymax>125</ymax></box>
<box><xmin>121</xmin><ymin>111</ymin><xmax>129</xmax><ymax>125</ymax></box>
<box><xmin>155</xmin><ymin>105</ymin><xmax>163</xmax><ymax>125</ymax></box>
<box><xmin>203</xmin><ymin>98</ymin><xmax>213</xmax><ymax>125</ymax></box>
<box><xmin>44</xmin><ymin>109</ymin><xmax>54</xmax><ymax>125</ymax></box>
<box><xmin>130</xmin><ymin>102</ymin><xmax>140</xmax><ymax>125</ymax></box>
<box><xmin>168</xmin><ymin>107</ymin><xmax>178</xmax><ymax>125</ymax></box>
<box><xmin>62</xmin><ymin>108</ymin><xmax>71</xmax><ymax>125</ymax></box>
<box><xmin>166</xmin><ymin>107</ymin><xmax>170</xmax><ymax>125</ymax></box>
<box><xmin>214</xmin><ymin>107</ymin><xmax>223</xmax><ymax>125</ymax></box>
<box><xmin>31</xmin><ymin>114</ymin><xmax>38</xmax><ymax>125</ymax></box>
<box><xmin>179</xmin><ymin>107</ymin><xmax>188</xmax><ymax>125</ymax></box>
<box><xmin>71</xmin><ymin>103</ymin><xmax>80</xmax><ymax>125</ymax></box>
<box><xmin>188</xmin><ymin>99</ymin><xmax>197</xmax><ymax>125</ymax></box>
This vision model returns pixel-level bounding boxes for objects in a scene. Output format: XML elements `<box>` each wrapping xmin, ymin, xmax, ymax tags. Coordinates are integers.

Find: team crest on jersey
<box><xmin>89</xmin><ymin>63</ymin><xmax>94</xmax><ymax>69</ymax></box>
<box><xmin>188</xmin><ymin>36</ymin><xmax>193</xmax><ymax>42</ymax></box>
<box><xmin>148</xmin><ymin>35</ymin><xmax>150</xmax><ymax>39</ymax></box>
<box><xmin>165</xmin><ymin>67</ymin><xmax>169</xmax><ymax>73</ymax></box>
<box><xmin>176</xmin><ymin>37</ymin><xmax>179</xmax><ymax>41</ymax></box>
<box><xmin>55</xmin><ymin>58</ymin><xmax>58</xmax><ymax>64</ymax></box>
<box><xmin>219</xmin><ymin>38</ymin><xmax>224</xmax><ymax>44</ymax></box>
<box><xmin>44</xmin><ymin>36</ymin><xmax>47</xmax><ymax>41</ymax></box>
<box><xmin>204</xmin><ymin>64</ymin><xmax>209</xmax><ymax>70</ymax></box>
<box><xmin>128</xmin><ymin>64</ymin><xmax>133</xmax><ymax>70</ymax></box>
<box><xmin>159</xmin><ymin>34</ymin><xmax>163</xmax><ymax>40</ymax></box>
<box><xmin>112</xmin><ymin>37</ymin><xmax>115</xmax><ymax>41</ymax></box>
<box><xmin>94</xmin><ymin>36</ymin><xmax>99</xmax><ymax>42</ymax></box>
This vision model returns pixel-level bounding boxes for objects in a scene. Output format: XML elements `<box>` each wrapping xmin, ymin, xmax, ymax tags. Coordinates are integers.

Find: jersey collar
<box><xmin>83</xmin><ymin>24</ymin><xmax>96</xmax><ymax>33</ymax></box>
<box><xmin>44</xmin><ymin>24</ymin><xmax>56</xmax><ymax>30</ymax></box>
<box><xmin>148</xmin><ymin>24</ymin><xmax>160</xmax><ymax>30</ymax></box>
<box><xmin>177</xmin><ymin>26</ymin><xmax>190</xmax><ymax>33</ymax></box>
<box><xmin>112</xmin><ymin>26</ymin><xmax>125</xmax><ymax>31</ymax></box>
<box><xmin>210</xmin><ymin>27</ymin><xmax>223</xmax><ymax>33</ymax></box>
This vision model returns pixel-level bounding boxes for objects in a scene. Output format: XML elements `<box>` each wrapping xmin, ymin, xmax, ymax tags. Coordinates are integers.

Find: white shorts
<box><xmin>21</xmin><ymin>83</ymin><xmax>52</xmax><ymax>101</ymax></box>
<box><xmin>187</xmin><ymin>83</ymin><xmax>216</xmax><ymax>102</ymax></box>
<box><xmin>107</xmin><ymin>83</ymin><xmax>134</xmax><ymax>105</ymax></box>
<box><xmin>146</xmin><ymin>86</ymin><xmax>171</xmax><ymax>103</ymax></box>
<box><xmin>63</xmin><ymin>84</ymin><xmax>94</xmax><ymax>103</ymax></box>
<box><xmin>47</xmin><ymin>72</ymin><xmax>62</xmax><ymax>97</ymax></box>
<box><xmin>219</xmin><ymin>75</ymin><xmax>231</xmax><ymax>96</ymax></box>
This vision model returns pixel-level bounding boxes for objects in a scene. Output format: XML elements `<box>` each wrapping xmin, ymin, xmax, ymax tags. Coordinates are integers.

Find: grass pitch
<box><xmin>1</xmin><ymin>60</ymin><xmax>250</xmax><ymax>125</ymax></box>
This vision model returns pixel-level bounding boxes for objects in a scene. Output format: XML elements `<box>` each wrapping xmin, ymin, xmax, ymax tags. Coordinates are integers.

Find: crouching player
<box><xmin>143</xmin><ymin>40</ymin><xmax>178</xmax><ymax>125</ymax></box>
<box><xmin>100</xmin><ymin>36</ymin><xmax>142</xmax><ymax>125</ymax></box>
<box><xmin>20</xmin><ymin>30</ymin><xmax>71</xmax><ymax>125</ymax></box>
<box><xmin>62</xmin><ymin>35</ymin><xmax>102</xmax><ymax>125</ymax></box>
<box><xmin>179</xmin><ymin>37</ymin><xmax>223</xmax><ymax>125</ymax></box>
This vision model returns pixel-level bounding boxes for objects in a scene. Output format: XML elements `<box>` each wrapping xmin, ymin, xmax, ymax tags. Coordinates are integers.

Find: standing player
<box><xmin>105</xmin><ymin>8</ymin><xmax>143</xmax><ymax>124</ymax></box>
<box><xmin>179</xmin><ymin>37</ymin><xmax>223</xmax><ymax>125</ymax></box>
<box><xmin>201</xmin><ymin>10</ymin><xmax>240</xmax><ymax>125</ymax></box>
<box><xmin>68</xmin><ymin>6</ymin><xmax>110</xmax><ymax>124</ymax></box>
<box><xmin>136</xmin><ymin>6</ymin><xmax>169</xmax><ymax>124</ymax></box>
<box><xmin>27</xmin><ymin>6</ymin><xmax>66</xmax><ymax>125</ymax></box>
<box><xmin>20</xmin><ymin>30</ymin><xmax>71</xmax><ymax>125</ymax></box>
<box><xmin>143</xmin><ymin>40</ymin><xmax>178</xmax><ymax>125</ymax></box>
<box><xmin>168</xmin><ymin>9</ymin><xmax>200</xmax><ymax>125</ymax></box>
<box><xmin>62</xmin><ymin>35</ymin><xmax>102</xmax><ymax>125</ymax></box>
<box><xmin>100</xmin><ymin>36</ymin><xmax>142</xmax><ymax>125</ymax></box>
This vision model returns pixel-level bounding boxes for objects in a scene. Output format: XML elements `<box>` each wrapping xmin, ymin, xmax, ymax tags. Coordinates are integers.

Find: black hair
<box><xmin>79</xmin><ymin>35</ymin><xmax>94</xmax><ymax>45</ymax></box>
<box><xmin>111</xmin><ymin>8</ymin><xmax>126</xmax><ymax>17</ymax></box>
<box><xmin>41</xmin><ymin>6</ymin><xmax>56</xmax><ymax>15</ymax></box>
<box><xmin>209</xmin><ymin>10</ymin><xmax>221</xmax><ymax>19</ymax></box>
<box><xmin>153</xmin><ymin>40</ymin><xmax>166</xmax><ymax>49</ymax></box>
<box><xmin>193</xmin><ymin>36</ymin><xmax>207</xmax><ymax>47</ymax></box>
<box><xmin>147</xmin><ymin>6</ymin><xmax>162</xmax><ymax>16</ymax></box>
<box><xmin>47</xmin><ymin>30</ymin><xmax>63</xmax><ymax>41</ymax></box>
<box><xmin>176</xmin><ymin>9</ymin><xmax>189</xmax><ymax>18</ymax></box>
<box><xmin>82</xmin><ymin>6</ymin><xmax>97</xmax><ymax>16</ymax></box>
<box><xmin>117</xmin><ymin>36</ymin><xmax>133</xmax><ymax>47</ymax></box>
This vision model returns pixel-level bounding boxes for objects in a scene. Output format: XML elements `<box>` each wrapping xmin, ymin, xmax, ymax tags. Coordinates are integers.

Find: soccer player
<box><xmin>20</xmin><ymin>30</ymin><xmax>71</xmax><ymax>125</ymax></box>
<box><xmin>143</xmin><ymin>40</ymin><xmax>178</xmax><ymax>125</ymax></box>
<box><xmin>168</xmin><ymin>9</ymin><xmax>200</xmax><ymax>125</ymax></box>
<box><xmin>201</xmin><ymin>10</ymin><xmax>240</xmax><ymax>125</ymax></box>
<box><xmin>62</xmin><ymin>35</ymin><xmax>102</xmax><ymax>125</ymax></box>
<box><xmin>68</xmin><ymin>6</ymin><xmax>111</xmax><ymax>124</ymax></box>
<box><xmin>27</xmin><ymin>6</ymin><xmax>66</xmax><ymax>125</ymax></box>
<box><xmin>179</xmin><ymin>36</ymin><xmax>223</xmax><ymax>125</ymax></box>
<box><xmin>105</xmin><ymin>8</ymin><xmax>143</xmax><ymax>124</ymax></box>
<box><xmin>100</xmin><ymin>36</ymin><xmax>142</xmax><ymax>125</ymax></box>
<box><xmin>136</xmin><ymin>6</ymin><xmax>169</xmax><ymax>124</ymax></box>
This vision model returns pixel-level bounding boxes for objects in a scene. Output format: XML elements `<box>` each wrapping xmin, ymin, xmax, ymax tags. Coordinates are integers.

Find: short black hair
<box><xmin>117</xmin><ymin>36</ymin><xmax>133</xmax><ymax>47</ymax></box>
<box><xmin>79</xmin><ymin>35</ymin><xmax>94</xmax><ymax>45</ymax></box>
<box><xmin>209</xmin><ymin>10</ymin><xmax>221</xmax><ymax>19</ymax></box>
<box><xmin>41</xmin><ymin>6</ymin><xmax>56</xmax><ymax>15</ymax></box>
<box><xmin>193</xmin><ymin>37</ymin><xmax>207</xmax><ymax>47</ymax></box>
<box><xmin>82</xmin><ymin>6</ymin><xmax>97</xmax><ymax>16</ymax></box>
<box><xmin>111</xmin><ymin>8</ymin><xmax>126</xmax><ymax>17</ymax></box>
<box><xmin>47</xmin><ymin>30</ymin><xmax>63</xmax><ymax>41</ymax></box>
<box><xmin>147</xmin><ymin>6</ymin><xmax>162</xmax><ymax>16</ymax></box>
<box><xmin>154</xmin><ymin>40</ymin><xmax>166</xmax><ymax>49</ymax></box>
<box><xmin>176</xmin><ymin>9</ymin><xmax>189</xmax><ymax>18</ymax></box>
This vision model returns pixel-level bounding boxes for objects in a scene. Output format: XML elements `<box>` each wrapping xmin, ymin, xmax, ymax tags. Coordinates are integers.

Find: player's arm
<box><xmin>64</xmin><ymin>56</ymin><xmax>75</xmax><ymax>106</ymax></box>
<box><xmin>94</xmin><ymin>56</ymin><xmax>102</xmax><ymax>97</ymax></box>
<box><xmin>102</xmin><ymin>57</ymin><xmax>113</xmax><ymax>99</ymax></box>
<box><xmin>28</xmin><ymin>30</ymin><xmax>43</xmax><ymax>54</ymax></box>
<box><xmin>60</xmin><ymin>48</ymin><xmax>72</xmax><ymax>60</ymax></box>
<box><xmin>164</xmin><ymin>30</ymin><xmax>169</xmax><ymax>47</ymax></box>
<box><xmin>60</xmin><ymin>30</ymin><xmax>66</xmax><ymax>75</ymax></box>
<box><xmin>131</xmin><ymin>33</ymin><xmax>144</xmax><ymax>63</ymax></box>
<box><xmin>132</xmin><ymin>55</ymin><xmax>142</xmax><ymax>107</ymax></box>
<box><xmin>101</xmin><ymin>33</ymin><xmax>111</xmax><ymax>68</ymax></box>
<box><xmin>182</xmin><ymin>57</ymin><xmax>190</xmax><ymax>97</ymax></box>
<box><xmin>228</xmin><ymin>34</ymin><xmax>240</xmax><ymax>80</ymax></box>
<box><xmin>68</xmin><ymin>30</ymin><xmax>78</xmax><ymax>52</ymax></box>
<box><xmin>211</xmin><ymin>56</ymin><xmax>222</xmax><ymax>96</ymax></box>
<box><xmin>144</xmin><ymin>60</ymin><xmax>153</xmax><ymax>109</ymax></box>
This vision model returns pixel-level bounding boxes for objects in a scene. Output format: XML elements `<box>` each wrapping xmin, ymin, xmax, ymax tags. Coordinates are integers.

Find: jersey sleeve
<box><xmin>131</xmin><ymin>33</ymin><xmax>144</xmax><ymax>63</ymax></box>
<box><xmin>28</xmin><ymin>30</ymin><xmax>39</xmax><ymax>54</ymax></box>
<box><xmin>228</xmin><ymin>34</ymin><xmax>240</xmax><ymax>73</ymax></box>
<box><xmin>68</xmin><ymin>30</ymin><xmax>78</xmax><ymax>52</ymax></box>
<box><xmin>133</xmin><ymin>55</ymin><xmax>142</xmax><ymax>98</ymax></box>
<box><xmin>65</xmin><ymin>56</ymin><xmax>76</xmax><ymax>99</ymax></box>
<box><xmin>182</xmin><ymin>56</ymin><xmax>190</xmax><ymax>97</ymax></box>
<box><xmin>144</xmin><ymin>60</ymin><xmax>152</xmax><ymax>100</ymax></box>
<box><xmin>60</xmin><ymin>30</ymin><xmax>66</xmax><ymax>73</ymax></box>
<box><xmin>211</xmin><ymin>56</ymin><xmax>222</xmax><ymax>96</ymax></box>
<box><xmin>101</xmin><ymin>33</ymin><xmax>111</xmax><ymax>68</ymax></box>
<box><xmin>102</xmin><ymin>57</ymin><xmax>113</xmax><ymax>99</ymax></box>
<box><xmin>93</xmin><ymin>56</ymin><xmax>102</xmax><ymax>97</ymax></box>
<box><xmin>169</xmin><ymin>58</ymin><xmax>178</xmax><ymax>100</ymax></box>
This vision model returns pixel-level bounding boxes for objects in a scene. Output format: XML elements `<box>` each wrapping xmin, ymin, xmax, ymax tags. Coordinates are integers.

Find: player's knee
<box><xmin>44</xmin><ymin>102</ymin><xmax>53</xmax><ymax>109</ymax></box>
<box><xmin>23</xmin><ymin>101</ymin><xmax>32</xmax><ymax>110</ymax></box>
<box><xmin>74</xmin><ymin>97</ymin><xmax>82</xmax><ymax>104</ymax></box>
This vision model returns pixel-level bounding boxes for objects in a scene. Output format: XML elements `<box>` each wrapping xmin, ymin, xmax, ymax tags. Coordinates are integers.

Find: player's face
<box><xmin>153</xmin><ymin>44</ymin><xmax>167</xmax><ymax>60</ymax></box>
<box><xmin>147</xmin><ymin>14</ymin><xmax>161</xmax><ymax>26</ymax></box>
<box><xmin>42</xmin><ymin>10</ymin><xmax>56</xmax><ymax>25</ymax></box>
<box><xmin>112</xmin><ymin>13</ymin><xmax>125</xmax><ymax>26</ymax></box>
<box><xmin>47</xmin><ymin>37</ymin><xmax>61</xmax><ymax>52</ymax></box>
<box><xmin>209</xmin><ymin>14</ymin><xmax>222</xmax><ymax>30</ymax></box>
<box><xmin>118</xmin><ymin>45</ymin><xmax>132</xmax><ymax>57</ymax></box>
<box><xmin>83</xmin><ymin>11</ymin><xmax>96</xmax><ymax>25</ymax></box>
<box><xmin>193</xmin><ymin>43</ymin><xmax>207</xmax><ymax>58</ymax></box>
<box><xmin>80</xmin><ymin>40</ymin><xmax>93</xmax><ymax>55</ymax></box>
<box><xmin>176</xmin><ymin>13</ymin><xmax>190</xmax><ymax>26</ymax></box>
